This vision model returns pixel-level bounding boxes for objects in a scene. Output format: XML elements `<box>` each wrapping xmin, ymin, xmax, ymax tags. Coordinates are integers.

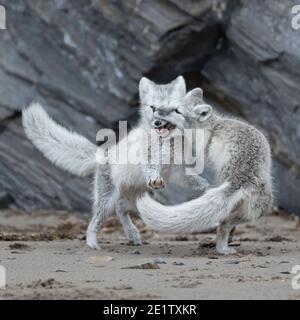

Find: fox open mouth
<box><xmin>154</xmin><ymin>121</ymin><xmax>176</xmax><ymax>136</ymax></box>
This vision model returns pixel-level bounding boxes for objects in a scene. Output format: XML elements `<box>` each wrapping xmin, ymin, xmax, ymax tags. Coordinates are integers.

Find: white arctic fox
<box><xmin>22</xmin><ymin>76</ymin><xmax>208</xmax><ymax>249</ymax></box>
<box><xmin>137</xmin><ymin>88</ymin><xmax>274</xmax><ymax>254</ymax></box>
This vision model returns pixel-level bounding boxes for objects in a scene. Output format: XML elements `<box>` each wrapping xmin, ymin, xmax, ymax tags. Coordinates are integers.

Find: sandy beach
<box><xmin>0</xmin><ymin>208</ymin><xmax>299</xmax><ymax>300</ymax></box>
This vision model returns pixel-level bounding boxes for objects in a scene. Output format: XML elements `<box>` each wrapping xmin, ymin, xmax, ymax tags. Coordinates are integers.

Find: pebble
<box><xmin>131</xmin><ymin>250</ymin><xmax>141</xmax><ymax>255</ymax></box>
<box><xmin>154</xmin><ymin>257</ymin><xmax>166</xmax><ymax>264</ymax></box>
<box><xmin>224</xmin><ymin>260</ymin><xmax>239</xmax><ymax>265</ymax></box>
<box><xmin>86</xmin><ymin>256</ymin><xmax>114</xmax><ymax>263</ymax></box>
<box><xmin>122</xmin><ymin>262</ymin><xmax>160</xmax><ymax>270</ymax></box>
<box><xmin>173</xmin><ymin>261</ymin><xmax>185</xmax><ymax>266</ymax></box>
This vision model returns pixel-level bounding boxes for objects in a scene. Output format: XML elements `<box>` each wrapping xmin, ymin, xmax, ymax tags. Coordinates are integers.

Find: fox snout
<box><xmin>154</xmin><ymin>119</ymin><xmax>163</xmax><ymax>127</ymax></box>
<box><xmin>152</xmin><ymin>119</ymin><xmax>167</xmax><ymax>128</ymax></box>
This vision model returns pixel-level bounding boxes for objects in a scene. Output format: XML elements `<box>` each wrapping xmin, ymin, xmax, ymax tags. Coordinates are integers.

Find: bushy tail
<box><xmin>137</xmin><ymin>183</ymin><xmax>244</xmax><ymax>233</ymax></box>
<box><xmin>22</xmin><ymin>103</ymin><xmax>97</xmax><ymax>177</ymax></box>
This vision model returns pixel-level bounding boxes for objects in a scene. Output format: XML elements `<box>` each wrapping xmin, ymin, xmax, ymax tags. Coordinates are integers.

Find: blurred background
<box><xmin>0</xmin><ymin>0</ymin><xmax>299</xmax><ymax>216</ymax></box>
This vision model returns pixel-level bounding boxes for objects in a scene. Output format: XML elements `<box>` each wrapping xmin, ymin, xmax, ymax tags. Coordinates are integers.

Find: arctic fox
<box><xmin>136</xmin><ymin>88</ymin><xmax>274</xmax><ymax>254</ymax></box>
<box><xmin>22</xmin><ymin>76</ymin><xmax>207</xmax><ymax>249</ymax></box>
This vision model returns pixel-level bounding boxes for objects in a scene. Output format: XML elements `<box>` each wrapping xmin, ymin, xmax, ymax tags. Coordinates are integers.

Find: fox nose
<box><xmin>154</xmin><ymin>120</ymin><xmax>162</xmax><ymax>127</ymax></box>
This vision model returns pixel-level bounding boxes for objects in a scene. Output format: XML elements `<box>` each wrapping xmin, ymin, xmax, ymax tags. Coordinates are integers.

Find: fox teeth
<box><xmin>155</xmin><ymin>123</ymin><xmax>175</xmax><ymax>130</ymax></box>
<box><xmin>166</xmin><ymin>124</ymin><xmax>175</xmax><ymax>130</ymax></box>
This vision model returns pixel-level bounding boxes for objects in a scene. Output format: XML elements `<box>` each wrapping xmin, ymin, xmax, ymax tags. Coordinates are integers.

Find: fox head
<box><xmin>139</xmin><ymin>75</ymin><xmax>186</xmax><ymax>107</ymax></box>
<box><xmin>161</xmin><ymin>88</ymin><xmax>213</xmax><ymax>131</ymax></box>
<box><xmin>139</xmin><ymin>76</ymin><xmax>187</xmax><ymax>136</ymax></box>
<box><xmin>141</xmin><ymin>83</ymin><xmax>213</xmax><ymax>138</ymax></box>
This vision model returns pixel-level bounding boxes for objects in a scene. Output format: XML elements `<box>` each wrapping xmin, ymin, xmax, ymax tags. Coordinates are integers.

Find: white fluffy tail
<box><xmin>137</xmin><ymin>183</ymin><xmax>244</xmax><ymax>233</ymax></box>
<box><xmin>22</xmin><ymin>103</ymin><xmax>97</xmax><ymax>177</ymax></box>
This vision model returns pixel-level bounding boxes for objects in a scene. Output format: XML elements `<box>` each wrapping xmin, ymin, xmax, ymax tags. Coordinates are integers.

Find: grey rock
<box><xmin>173</xmin><ymin>261</ymin><xmax>185</xmax><ymax>266</ymax></box>
<box><xmin>122</xmin><ymin>262</ymin><xmax>160</xmax><ymax>270</ymax></box>
<box><xmin>0</xmin><ymin>191</ymin><xmax>14</xmax><ymax>209</ymax></box>
<box><xmin>0</xmin><ymin>0</ymin><xmax>299</xmax><ymax>215</ymax></box>
<box><xmin>0</xmin><ymin>0</ymin><xmax>226</xmax><ymax>211</ymax></box>
<box><xmin>131</xmin><ymin>250</ymin><xmax>141</xmax><ymax>255</ymax></box>
<box><xmin>153</xmin><ymin>257</ymin><xmax>167</xmax><ymax>264</ymax></box>
<box><xmin>224</xmin><ymin>260</ymin><xmax>239</xmax><ymax>265</ymax></box>
<box><xmin>201</xmin><ymin>0</ymin><xmax>300</xmax><ymax>214</ymax></box>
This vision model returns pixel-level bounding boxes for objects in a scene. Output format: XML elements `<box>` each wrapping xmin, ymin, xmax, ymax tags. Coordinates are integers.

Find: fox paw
<box><xmin>217</xmin><ymin>246</ymin><xmax>237</xmax><ymax>255</ymax></box>
<box><xmin>86</xmin><ymin>233</ymin><xmax>101</xmax><ymax>250</ymax></box>
<box><xmin>148</xmin><ymin>177</ymin><xmax>166</xmax><ymax>189</ymax></box>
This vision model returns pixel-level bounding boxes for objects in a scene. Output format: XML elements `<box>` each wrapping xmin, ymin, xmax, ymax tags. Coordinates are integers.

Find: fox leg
<box><xmin>216</xmin><ymin>222</ymin><xmax>237</xmax><ymax>255</ymax></box>
<box><xmin>116</xmin><ymin>198</ymin><xmax>142</xmax><ymax>245</ymax></box>
<box><xmin>216</xmin><ymin>201</ymin><xmax>246</xmax><ymax>254</ymax></box>
<box><xmin>86</xmin><ymin>204</ymin><xmax>106</xmax><ymax>249</ymax></box>
<box><xmin>144</xmin><ymin>164</ymin><xmax>165</xmax><ymax>189</ymax></box>
<box><xmin>86</xmin><ymin>194</ymin><xmax>116</xmax><ymax>249</ymax></box>
<box><xmin>86</xmin><ymin>168</ymin><xmax>115</xmax><ymax>249</ymax></box>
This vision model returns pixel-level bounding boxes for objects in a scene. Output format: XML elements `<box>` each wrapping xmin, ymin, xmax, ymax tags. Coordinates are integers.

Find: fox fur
<box><xmin>22</xmin><ymin>77</ymin><xmax>208</xmax><ymax>249</ymax></box>
<box><xmin>136</xmin><ymin>88</ymin><xmax>274</xmax><ymax>254</ymax></box>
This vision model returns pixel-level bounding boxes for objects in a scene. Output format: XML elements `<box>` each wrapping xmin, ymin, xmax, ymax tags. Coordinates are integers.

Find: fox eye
<box><xmin>175</xmin><ymin>109</ymin><xmax>181</xmax><ymax>114</ymax></box>
<box><xmin>200</xmin><ymin>111</ymin><xmax>208</xmax><ymax>117</ymax></box>
<box><xmin>149</xmin><ymin>105</ymin><xmax>156</xmax><ymax>112</ymax></box>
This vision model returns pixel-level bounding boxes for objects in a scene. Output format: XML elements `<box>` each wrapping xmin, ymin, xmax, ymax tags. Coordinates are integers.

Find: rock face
<box><xmin>0</xmin><ymin>0</ymin><xmax>299</xmax><ymax>215</ymax></box>
<box><xmin>201</xmin><ymin>0</ymin><xmax>300</xmax><ymax>214</ymax></box>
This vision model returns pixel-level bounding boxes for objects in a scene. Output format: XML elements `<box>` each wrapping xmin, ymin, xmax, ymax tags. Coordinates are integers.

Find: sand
<box><xmin>0</xmin><ymin>208</ymin><xmax>299</xmax><ymax>300</ymax></box>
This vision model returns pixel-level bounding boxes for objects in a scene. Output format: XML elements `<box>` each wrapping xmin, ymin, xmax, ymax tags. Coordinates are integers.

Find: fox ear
<box><xmin>186</xmin><ymin>88</ymin><xmax>203</xmax><ymax>101</ymax></box>
<box><xmin>172</xmin><ymin>76</ymin><xmax>186</xmax><ymax>97</ymax></box>
<box><xmin>194</xmin><ymin>104</ymin><xmax>212</xmax><ymax>121</ymax></box>
<box><xmin>139</xmin><ymin>77</ymin><xmax>154</xmax><ymax>101</ymax></box>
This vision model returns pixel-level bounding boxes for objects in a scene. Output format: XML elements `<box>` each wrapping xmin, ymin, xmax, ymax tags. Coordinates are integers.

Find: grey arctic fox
<box><xmin>22</xmin><ymin>76</ymin><xmax>208</xmax><ymax>249</ymax></box>
<box><xmin>137</xmin><ymin>88</ymin><xmax>274</xmax><ymax>254</ymax></box>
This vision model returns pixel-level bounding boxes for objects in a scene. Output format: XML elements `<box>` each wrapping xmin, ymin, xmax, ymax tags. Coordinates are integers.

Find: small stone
<box><xmin>126</xmin><ymin>241</ymin><xmax>142</xmax><ymax>246</ymax></box>
<box><xmin>9</xmin><ymin>243</ymin><xmax>30</xmax><ymax>250</ymax></box>
<box><xmin>154</xmin><ymin>257</ymin><xmax>166</xmax><ymax>264</ymax></box>
<box><xmin>109</xmin><ymin>285</ymin><xmax>133</xmax><ymax>290</ymax></box>
<box><xmin>224</xmin><ymin>260</ymin><xmax>239</xmax><ymax>265</ymax></box>
<box><xmin>122</xmin><ymin>262</ymin><xmax>160</xmax><ymax>270</ymax></box>
<box><xmin>87</xmin><ymin>256</ymin><xmax>114</xmax><ymax>263</ymax></box>
<box><xmin>131</xmin><ymin>250</ymin><xmax>141</xmax><ymax>255</ymax></box>
<box><xmin>257</xmin><ymin>265</ymin><xmax>269</xmax><ymax>269</ymax></box>
<box><xmin>173</xmin><ymin>261</ymin><xmax>185</xmax><ymax>266</ymax></box>
<box><xmin>266</xmin><ymin>236</ymin><xmax>292</xmax><ymax>242</ymax></box>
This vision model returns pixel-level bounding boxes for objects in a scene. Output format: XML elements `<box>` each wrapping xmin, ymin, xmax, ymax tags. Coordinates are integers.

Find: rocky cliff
<box><xmin>0</xmin><ymin>0</ymin><xmax>299</xmax><ymax>215</ymax></box>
